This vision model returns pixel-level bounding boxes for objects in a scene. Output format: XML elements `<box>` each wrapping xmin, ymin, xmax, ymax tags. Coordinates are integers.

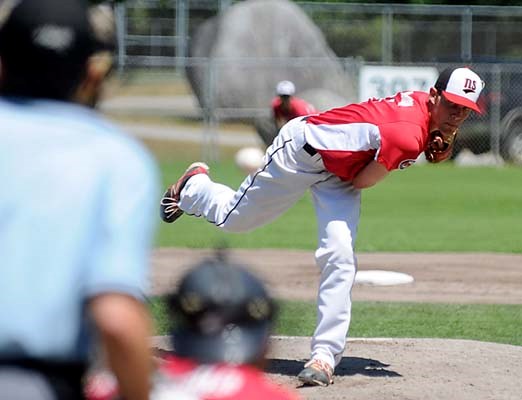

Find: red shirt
<box><xmin>272</xmin><ymin>96</ymin><xmax>317</xmax><ymax>122</ymax></box>
<box><xmin>152</xmin><ymin>356</ymin><xmax>301</xmax><ymax>400</ymax></box>
<box><xmin>304</xmin><ymin>91</ymin><xmax>431</xmax><ymax>181</ymax></box>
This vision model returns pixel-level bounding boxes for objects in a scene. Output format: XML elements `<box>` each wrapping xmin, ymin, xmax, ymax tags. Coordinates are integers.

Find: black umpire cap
<box><xmin>168</xmin><ymin>256</ymin><xmax>277</xmax><ymax>365</ymax></box>
<box><xmin>0</xmin><ymin>0</ymin><xmax>115</xmax><ymax>99</ymax></box>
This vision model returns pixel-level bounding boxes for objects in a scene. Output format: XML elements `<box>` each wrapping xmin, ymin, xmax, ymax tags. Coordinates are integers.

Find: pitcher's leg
<box><xmin>179</xmin><ymin>173</ymin><xmax>239</xmax><ymax>223</ymax></box>
<box><xmin>179</xmin><ymin>119</ymin><xmax>328</xmax><ymax>232</ymax></box>
<box><xmin>309</xmin><ymin>177</ymin><xmax>361</xmax><ymax>369</ymax></box>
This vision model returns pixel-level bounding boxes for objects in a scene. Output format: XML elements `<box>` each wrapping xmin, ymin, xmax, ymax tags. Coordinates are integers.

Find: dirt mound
<box><xmin>266</xmin><ymin>337</ymin><xmax>522</xmax><ymax>400</ymax></box>
<box><xmin>151</xmin><ymin>335</ymin><xmax>522</xmax><ymax>400</ymax></box>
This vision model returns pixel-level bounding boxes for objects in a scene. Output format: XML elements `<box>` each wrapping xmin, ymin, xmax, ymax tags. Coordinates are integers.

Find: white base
<box><xmin>355</xmin><ymin>270</ymin><xmax>414</xmax><ymax>286</ymax></box>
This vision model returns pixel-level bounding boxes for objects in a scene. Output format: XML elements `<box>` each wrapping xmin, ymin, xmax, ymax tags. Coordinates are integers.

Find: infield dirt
<box><xmin>151</xmin><ymin>248</ymin><xmax>522</xmax><ymax>400</ymax></box>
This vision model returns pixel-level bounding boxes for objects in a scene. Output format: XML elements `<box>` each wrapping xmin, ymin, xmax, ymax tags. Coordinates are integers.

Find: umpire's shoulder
<box><xmin>80</xmin><ymin>109</ymin><xmax>159</xmax><ymax>179</ymax></box>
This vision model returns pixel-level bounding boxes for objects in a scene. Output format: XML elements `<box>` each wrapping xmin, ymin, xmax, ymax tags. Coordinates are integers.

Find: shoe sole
<box><xmin>297</xmin><ymin>374</ymin><xmax>331</xmax><ymax>387</ymax></box>
<box><xmin>160</xmin><ymin>162</ymin><xmax>209</xmax><ymax>223</ymax></box>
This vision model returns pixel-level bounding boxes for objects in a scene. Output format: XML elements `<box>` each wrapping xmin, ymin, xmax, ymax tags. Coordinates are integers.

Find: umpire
<box><xmin>0</xmin><ymin>1</ymin><xmax>159</xmax><ymax>400</ymax></box>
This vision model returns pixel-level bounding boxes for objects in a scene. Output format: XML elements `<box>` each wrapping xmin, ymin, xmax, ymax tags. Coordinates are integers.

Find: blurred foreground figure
<box><xmin>150</xmin><ymin>255</ymin><xmax>301</xmax><ymax>400</ymax></box>
<box><xmin>0</xmin><ymin>1</ymin><xmax>159</xmax><ymax>399</ymax></box>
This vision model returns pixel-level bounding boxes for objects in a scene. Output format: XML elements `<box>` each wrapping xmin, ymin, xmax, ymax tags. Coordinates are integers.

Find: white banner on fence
<box><xmin>359</xmin><ymin>66</ymin><xmax>439</xmax><ymax>102</ymax></box>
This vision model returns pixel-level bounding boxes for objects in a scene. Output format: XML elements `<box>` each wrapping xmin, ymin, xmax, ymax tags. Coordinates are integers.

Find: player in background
<box><xmin>255</xmin><ymin>80</ymin><xmax>316</xmax><ymax>148</ymax></box>
<box><xmin>271</xmin><ymin>80</ymin><xmax>317</xmax><ymax>132</ymax></box>
<box><xmin>150</xmin><ymin>254</ymin><xmax>301</xmax><ymax>400</ymax></box>
<box><xmin>0</xmin><ymin>1</ymin><xmax>159</xmax><ymax>399</ymax></box>
<box><xmin>160</xmin><ymin>66</ymin><xmax>484</xmax><ymax>386</ymax></box>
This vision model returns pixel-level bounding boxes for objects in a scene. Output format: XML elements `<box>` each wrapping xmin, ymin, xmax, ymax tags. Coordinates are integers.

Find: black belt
<box><xmin>303</xmin><ymin>142</ymin><xmax>317</xmax><ymax>156</ymax></box>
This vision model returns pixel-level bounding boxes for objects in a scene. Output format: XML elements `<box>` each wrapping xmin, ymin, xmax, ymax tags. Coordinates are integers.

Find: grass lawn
<box><xmin>155</xmin><ymin>160</ymin><xmax>522</xmax><ymax>253</ymax></box>
<box><xmin>148</xmin><ymin>298</ymin><xmax>522</xmax><ymax>346</ymax></box>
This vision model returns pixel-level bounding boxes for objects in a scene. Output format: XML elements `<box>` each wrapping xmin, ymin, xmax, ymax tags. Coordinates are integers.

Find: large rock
<box><xmin>187</xmin><ymin>0</ymin><xmax>355</xmax><ymax>118</ymax></box>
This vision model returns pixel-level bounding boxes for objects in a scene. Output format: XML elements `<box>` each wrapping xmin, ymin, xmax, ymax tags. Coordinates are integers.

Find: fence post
<box><xmin>489</xmin><ymin>64</ymin><xmax>502</xmax><ymax>163</ymax></box>
<box><xmin>115</xmin><ymin>3</ymin><xmax>126</xmax><ymax>76</ymax></box>
<box><xmin>461</xmin><ymin>7</ymin><xmax>473</xmax><ymax>62</ymax></box>
<box><xmin>203</xmin><ymin>58</ymin><xmax>219</xmax><ymax>162</ymax></box>
<box><xmin>176</xmin><ymin>0</ymin><xmax>188</xmax><ymax>72</ymax></box>
<box><xmin>382</xmin><ymin>7</ymin><xmax>393</xmax><ymax>63</ymax></box>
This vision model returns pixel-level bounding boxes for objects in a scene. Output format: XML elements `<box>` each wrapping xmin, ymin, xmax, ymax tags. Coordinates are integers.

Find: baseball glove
<box><xmin>424</xmin><ymin>130</ymin><xmax>457</xmax><ymax>163</ymax></box>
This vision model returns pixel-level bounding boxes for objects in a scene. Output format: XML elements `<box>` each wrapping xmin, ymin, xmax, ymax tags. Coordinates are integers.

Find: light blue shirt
<box><xmin>0</xmin><ymin>97</ymin><xmax>159</xmax><ymax>362</ymax></box>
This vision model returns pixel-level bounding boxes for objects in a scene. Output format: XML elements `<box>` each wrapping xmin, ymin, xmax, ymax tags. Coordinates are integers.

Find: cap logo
<box><xmin>32</xmin><ymin>25</ymin><xmax>74</xmax><ymax>53</ymax></box>
<box><xmin>463</xmin><ymin>78</ymin><xmax>477</xmax><ymax>94</ymax></box>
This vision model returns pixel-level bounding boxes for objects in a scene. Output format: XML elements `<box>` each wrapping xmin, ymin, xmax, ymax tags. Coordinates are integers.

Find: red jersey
<box><xmin>272</xmin><ymin>96</ymin><xmax>316</xmax><ymax>121</ymax></box>
<box><xmin>152</xmin><ymin>356</ymin><xmax>300</xmax><ymax>400</ymax></box>
<box><xmin>304</xmin><ymin>91</ymin><xmax>431</xmax><ymax>181</ymax></box>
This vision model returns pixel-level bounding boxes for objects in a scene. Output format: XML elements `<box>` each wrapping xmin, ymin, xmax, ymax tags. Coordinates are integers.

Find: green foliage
<box><xmin>125</xmin><ymin>0</ymin><xmax>175</xmax><ymax>35</ymax></box>
<box><xmin>299</xmin><ymin>1</ymin><xmax>522</xmax><ymax>61</ymax></box>
<box><xmin>318</xmin><ymin>16</ymin><xmax>383</xmax><ymax>61</ymax></box>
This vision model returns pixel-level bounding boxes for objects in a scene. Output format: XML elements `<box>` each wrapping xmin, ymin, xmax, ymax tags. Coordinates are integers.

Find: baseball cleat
<box><xmin>160</xmin><ymin>162</ymin><xmax>209</xmax><ymax>223</ymax></box>
<box><xmin>297</xmin><ymin>359</ymin><xmax>334</xmax><ymax>387</ymax></box>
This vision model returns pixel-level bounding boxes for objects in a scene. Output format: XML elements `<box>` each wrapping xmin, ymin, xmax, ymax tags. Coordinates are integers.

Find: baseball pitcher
<box><xmin>160</xmin><ymin>66</ymin><xmax>484</xmax><ymax>386</ymax></box>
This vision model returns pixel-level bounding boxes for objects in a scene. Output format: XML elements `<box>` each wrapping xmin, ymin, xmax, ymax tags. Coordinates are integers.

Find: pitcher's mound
<box><xmin>266</xmin><ymin>336</ymin><xmax>521</xmax><ymax>400</ymax></box>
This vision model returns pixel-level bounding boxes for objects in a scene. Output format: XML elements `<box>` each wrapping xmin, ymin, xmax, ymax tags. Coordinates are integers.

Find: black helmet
<box><xmin>167</xmin><ymin>256</ymin><xmax>276</xmax><ymax>365</ymax></box>
<box><xmin>0</xmin><ymin>0</ymin><xmax>115</xmax><ymax>100</ymax></box>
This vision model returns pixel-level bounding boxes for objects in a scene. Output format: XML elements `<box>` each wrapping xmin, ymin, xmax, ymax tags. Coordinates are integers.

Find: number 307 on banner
<box><xmin>359</xmin><ymin>66</ymin><xmax>439</xmax><ymax>102</ymax></box>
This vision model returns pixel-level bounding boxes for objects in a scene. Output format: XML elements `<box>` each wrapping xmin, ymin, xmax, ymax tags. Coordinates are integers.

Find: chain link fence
<box><xmin>107</xmin><ymin>1</ymin><xmax>522</xmax><ymax>164</ymax></box>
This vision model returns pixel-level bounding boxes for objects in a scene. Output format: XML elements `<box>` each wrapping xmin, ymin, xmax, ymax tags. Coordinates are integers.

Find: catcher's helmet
<box><xmin>167</xmin><ymin>256</ymin><xmax>276</xmax><ymax>365</ymax></box>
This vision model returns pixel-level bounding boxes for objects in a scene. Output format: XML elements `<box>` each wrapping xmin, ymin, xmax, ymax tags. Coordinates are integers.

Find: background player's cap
<box><xmin>276</xmin><ymin>80</ymin><xmax>296</xmax><ymax>96</ymax></box>
<box><xmin>168</xmin><ymin>254</ymin><xmax>277</xmax><ymax>365</ymax></box>
<box><xmin>434</xmin><ymin>67</ymin><xmax>485</xmax><ymax>113</ymax></box>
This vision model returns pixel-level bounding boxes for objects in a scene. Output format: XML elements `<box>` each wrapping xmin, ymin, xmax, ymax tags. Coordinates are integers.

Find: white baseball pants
<box><xmin>179</xmin><ymin>118</ymin><xmax>361</xmax><ymax>369</ymax></box>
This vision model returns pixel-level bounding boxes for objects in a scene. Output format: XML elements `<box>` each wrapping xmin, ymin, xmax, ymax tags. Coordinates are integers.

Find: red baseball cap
<box><xmin>434</xmin><ymin>67</ymin><xmax>485</xmax><ymax>113</ymax></box>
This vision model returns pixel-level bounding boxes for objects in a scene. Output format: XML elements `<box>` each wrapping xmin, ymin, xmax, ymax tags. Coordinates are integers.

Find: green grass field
<box><xmin>149</xmin><ymin>158</ymin><xmax>522</xmax><ymax>345</ymax></box>
<box><xmin>148</xmin><ymin>298</ymin><xmax>522</xmax><ymax>346</ymax></box>
<box><xmin>156</xmin><ymin>160</ymin><xmax>522</xmax><ymax>253</ymax></box>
